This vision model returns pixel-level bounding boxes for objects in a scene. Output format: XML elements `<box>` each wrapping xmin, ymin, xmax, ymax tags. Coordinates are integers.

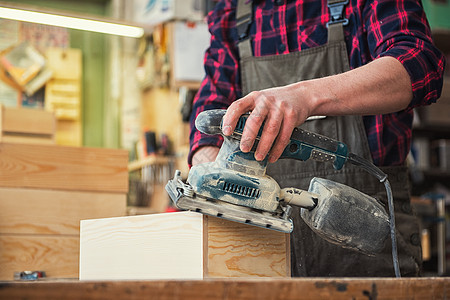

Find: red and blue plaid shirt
<box><xmin>189</xmin><ymin>0</ymin><xmax>445</xmax><ymax>166</ymax></box>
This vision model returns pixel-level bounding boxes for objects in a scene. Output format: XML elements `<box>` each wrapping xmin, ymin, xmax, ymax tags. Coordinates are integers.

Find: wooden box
<box><xmin>80</xmin><ymin>211</ymin><xmax>290</xmax><ymax>280</ymax></box>
<box><xmin>0</xmin><ymin>143</ymin><xmax>129</xmax><ymax>280</ymax></box>
<box><xmin>0</xmin><ymin>104</ymin><xmax>55</xmax><ymax>144</ymax></box>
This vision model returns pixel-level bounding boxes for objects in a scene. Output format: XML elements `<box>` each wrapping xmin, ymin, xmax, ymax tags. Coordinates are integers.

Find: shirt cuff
<box><xmin>378</xmin><ymin>47</ymin><xmax>443</xmax><ymax>110</ymax></box>
<box><xmin>188</xmin><ymin>134</ymin><xmax>223</xmax><ymax>167</ymax></box>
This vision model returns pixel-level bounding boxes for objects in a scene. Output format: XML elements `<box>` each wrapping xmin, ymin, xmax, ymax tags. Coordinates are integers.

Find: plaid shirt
<box><xmin>189</xmin><ymin>0</ymin><xmax>445</xmax><ymax>166</ymax></box>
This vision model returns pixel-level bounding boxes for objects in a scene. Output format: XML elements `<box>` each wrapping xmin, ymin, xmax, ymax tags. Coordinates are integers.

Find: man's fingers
<box><xmin>254</xmin><ymin>110</ymin><xmax>283</xmax><ymax>161</ymax></box>
<box><xmin>222</xmin><ymin>90</ymin><xmax>302</xmax><ymax>162</ymax></box>
<box><xmin>240</xmin><ymin>94</ymin><xmax>270</xmax><ymax>153</ymax></box>
<box><xmin>222</xmin><ymin>96</ymin><xmax>255</xmax><ymax>136</ymax></box>
<box><xmin>268</xmin><ymin>119</ymin><xmax>296</xmax><ymax>163</ymax></box>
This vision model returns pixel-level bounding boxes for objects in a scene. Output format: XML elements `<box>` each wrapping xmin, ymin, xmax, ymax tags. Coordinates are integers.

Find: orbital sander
<box><xmin>166</xmin><ymin>109</ymin><xmax>401</xmax><ymax>276</ymax></box>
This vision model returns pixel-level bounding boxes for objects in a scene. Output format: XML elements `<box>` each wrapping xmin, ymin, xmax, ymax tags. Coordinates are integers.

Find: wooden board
<box><xmin>79</xmin><ymin>212</ymin><xmax>289</xmax><ymax>280</ymax></box>
<box><xmin>80</xmin><ymin>212</ymin><xmax>204</xmax><ymax>280</ymax></box>
<box><xmin>1</xmin><ymin>278</ymin><xmax>449</xmax><ymax>299</ymax></box>
<box><xmin>0</xmin><ymin>104</ymin><xmax>55</xmax><ymax>136</ymax></box>
<box><xmin>0</xmin><ymin>104</ymin><xmax>55</xmax><ymax>144</ymax></box>
<box><xmin>45</xmin><ymin>48</ymin><xmax>82</xmax><ymax>80</ymax></box>
<box><xmin>53</xmin><ymin>119</ymin><xmax>82</xmax><ymax>147</ymax></box>
<box><xmin>0</xmin><ymin>235</ymin><xmax>79</xmax><ymax>280</ymax></box>
<box><xmin>205</xmin><ymin>216</ymin><xmax>290</xmax><ymax>278</ymax></box>
<box><xmin>0</xmin><ymin>143</ymin><xmax>128</xmax><ymax>193</ymax></box>
<box><xmin>45</xmin><ymin>48</ymin><xmax>82</xmax><ymax>146</ymax></box>
<box><xmin>0</xmin><ymin>187</ymin><xmax>126</xmax><ymax>235</ymax></box>
<box><xmin>0</xmin><ymin>135</ymin><xmax>55</xmax><ymax>145</ymax></box>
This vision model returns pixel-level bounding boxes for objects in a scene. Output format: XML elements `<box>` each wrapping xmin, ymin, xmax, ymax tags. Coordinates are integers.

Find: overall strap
<box><xmin>327</xmin><ymin>0</ymin><xmax>348</xmax><ymax>43</ymax></box>
<box><xmin>236</xmin><ymin>0</ymin><xmax>253</xmax><ymax>59</ymax></box>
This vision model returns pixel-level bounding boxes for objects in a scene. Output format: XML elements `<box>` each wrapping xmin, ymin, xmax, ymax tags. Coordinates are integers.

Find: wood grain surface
<box><xmin>205</xmin><ymin>216</ymin><xmax>290</xmax><ymax>278</ymax></box>
<box><xmin>0</xmin><ymin>143</ymin><xmax>128</xmax><ymax>193</ymax></box>
<box><xmin>0</xmin><ymin>187</ymin><xmax>126</xmax><ymax>235</ymax></box>
<box><xmin>0</xmin><ymin>235</ymin><xmax>79</xmax><ymax>280</ymax></box>
<box><xmin>1</xmin><ymin>104</ymin><xmax>55</xmax><ymax>136</ymax></box>
<box><xmin>79</xmin><ymin>212</ymin><xmax>204</xmax><ymax>280</ymax></box>
<box><xmin>0</xmin><ymin>278</ymin><xmax>449</xmax><ymax>300</ymax></box>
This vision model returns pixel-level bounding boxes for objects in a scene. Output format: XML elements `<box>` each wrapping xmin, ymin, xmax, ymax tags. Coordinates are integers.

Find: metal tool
<box><xmin>14</xmin><ymin>271</ymin><xmax>46</xmax><ymax>281</ymax></box>
<box><xmin>166</xmin><ymin>109</ymin><xmax>400</xmax><ymax>276</ymax></box>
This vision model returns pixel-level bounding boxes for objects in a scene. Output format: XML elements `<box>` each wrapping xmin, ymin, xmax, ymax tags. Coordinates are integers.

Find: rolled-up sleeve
<box><xmin>365</xmin><ymin>0</ymin><xmax>446</xmax><ymax>110</ymax></box>
<box><xmin>188</xmin><ymin>1</ymin><xmax>241</xmax><ymax>166</ymax></box>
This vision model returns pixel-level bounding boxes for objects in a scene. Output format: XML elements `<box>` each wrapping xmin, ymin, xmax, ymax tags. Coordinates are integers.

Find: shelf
<box><xmin>413</xmin><ymin>125</ymin><xmax>450</xmax><ymax>139</ymax></box>
<box><xmin>128</xmin><ymin>156</ymin><xmax>174</xmax><ymax>172</ymax></box>
<box><xmin>418</xmin><ymin>169</ymin><xmax>450</xmax><ymax>178</ymax></box>
<box><xmin>410</xmin><ymin>168</ymin><xmax>450</xmax><ymax>196</ymax></box>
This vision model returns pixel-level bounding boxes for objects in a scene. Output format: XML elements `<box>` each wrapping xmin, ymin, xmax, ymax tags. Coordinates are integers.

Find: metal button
<box><xmin>401</xmin><ymin>202</ymin><xmax>412</xmax><ymax>214</ymax></box>
<box><xmin>410</xmin><ymin>233</ymin><xmax>420</xmax><ymax>246</ymax></box>
<box><xmin>278</xmin><ymin>44</ymin><xmax>286</xmax><ymax>52</ymax></box>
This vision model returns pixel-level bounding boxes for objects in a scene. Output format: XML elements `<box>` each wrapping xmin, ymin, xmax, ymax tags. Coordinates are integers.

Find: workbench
<box><xmin>0</xmin><ymin>278</ymin><xmax>448</xmax><ymax>299</ymax></box>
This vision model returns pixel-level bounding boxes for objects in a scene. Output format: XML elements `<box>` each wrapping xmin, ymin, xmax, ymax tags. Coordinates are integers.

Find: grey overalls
<box><xmin>236</xmin><ymin>0</ymin><xmax>421</xmax><ymax>276</ymax></box>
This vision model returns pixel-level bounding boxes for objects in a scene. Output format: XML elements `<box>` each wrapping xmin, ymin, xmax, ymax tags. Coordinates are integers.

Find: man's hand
<box><xmin>192</xmin><ymin>146</ymin><xmax>220</xmax><ymax>166</ymax></box>
<box><xmin>222</xmin><ymin>84</ymin><xmax>313</xmax><ymax>163</ymax></box>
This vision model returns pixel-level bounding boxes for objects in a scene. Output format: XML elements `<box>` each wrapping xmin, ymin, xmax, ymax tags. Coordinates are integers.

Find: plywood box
<box><xmin>80</xmin><ymin>211</ymin><xmax>290</xmax><ymax>280</ymax></box>
<box><xmin>0</xmin><ymin>143</ymin><xmax>129</xmax><ymax>280</ymax></box>
<box><xmin>0</xmin><ymin>104</ymin><xmax>55</xmax><ymax>144</ymax></box>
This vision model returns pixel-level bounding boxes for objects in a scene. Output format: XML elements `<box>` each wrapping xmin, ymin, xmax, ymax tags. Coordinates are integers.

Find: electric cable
<box><xmin>347</xmin><ymin>153</ymin><xmax>401</xmax><ymax>278</ymax></box>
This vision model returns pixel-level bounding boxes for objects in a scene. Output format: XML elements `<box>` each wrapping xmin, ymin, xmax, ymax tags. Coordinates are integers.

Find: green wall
<box><xmin>423</xmin><ymin>0</ymin><xmax>450</xmax><ymax>30</ymax></box>
<box><xmin>6</xmin><ymin>0</ymin><xmax>111</xmax><ymax>148</ymax></box>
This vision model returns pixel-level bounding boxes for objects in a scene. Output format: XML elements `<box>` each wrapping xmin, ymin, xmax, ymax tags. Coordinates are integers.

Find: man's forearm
<box><xmin>299</xmin><ymin>56</ymin><xmax>413</xmax><ymax>117</ymax></box>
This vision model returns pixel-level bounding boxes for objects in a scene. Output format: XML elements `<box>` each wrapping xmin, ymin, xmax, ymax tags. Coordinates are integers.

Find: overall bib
<box><xmin>236</xmin><ymin>0</ymin><xmax>421</xmax><ymax>276</ymax></box>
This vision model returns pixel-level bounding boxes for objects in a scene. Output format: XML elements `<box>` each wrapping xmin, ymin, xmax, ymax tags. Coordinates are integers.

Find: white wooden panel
<box><xmin>79</xmin><ymin>211</ymin><xmax>204</xmax><ymax>280</ymax></box>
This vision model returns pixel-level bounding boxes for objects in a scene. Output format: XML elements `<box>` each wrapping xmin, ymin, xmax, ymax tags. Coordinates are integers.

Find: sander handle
<box><xmin>231</xmin><ymin>112</ymin><xmax>350</xmax><ymax>170</ymax></box>
<box><xmin>280</xmin><ymin>127</ymin><xmax>349</xmax><ymax>170</ymax></box>
<box><xmin>196</xmin><ymin>109</ymin><xmax>349</xmax><ymax>170</ymax></box>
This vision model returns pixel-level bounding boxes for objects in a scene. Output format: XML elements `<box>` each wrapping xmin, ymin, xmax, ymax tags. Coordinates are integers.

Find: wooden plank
<box><xmin>1</xmin><ymin>134</ymin><xmax>54</xmax><ymax>145</ymax></box>
<box><xmin>54</xmin><ymin>120</ymin><xmax>82</xmax><ymax>147</ymax></box>
<box><xmin>1</xmin><ymin>278</ymin><xmax>449</xmax><ymax>299</ymax></box>
<box><xmin>79</xmin><ymin>212</ymin><xmax>204</xmax><ymax>280</ymax></box>
<box><xmin>205</xmin><ymin>216</ymin><xmax>290</xmax><ymax>278</ymax></box>
<box><xmin>45</xmin><ymin>48</ymin><xmax>82</xmax><ymax>80</ymax></box>
<box><xmin>128</xmin><ymin>156</ymin><xmax>173</xmax><ymax>172</ymax></box>
<box><xmin>79</xmin><ymin>212</ymin><xmax>289</xmax><ymax>280</ymax></box>
<box><xmin>0</xmin><ymin>235</ymin><xmax>79</xmax><ymax>280</ymax></box>
<box><xmin>1</xmin><ymin>104</ymin><xmax>55</xmax><ymax>136</ymax></box>
<box><xmin>0</xmin><ymin>143</ymin><xmax>128</xmax><ymax>193</ymax></box>
<box><xmin>0</xmin><ymin>187</ymin><xmax>126</xmax><ymax>235</ymax></box>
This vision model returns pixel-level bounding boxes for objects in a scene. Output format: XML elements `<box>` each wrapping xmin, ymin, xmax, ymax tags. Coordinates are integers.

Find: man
<box><xmin>189</xmin><ymin>0</ymin><xmax>445</xmax><ymax>276</ymax></box>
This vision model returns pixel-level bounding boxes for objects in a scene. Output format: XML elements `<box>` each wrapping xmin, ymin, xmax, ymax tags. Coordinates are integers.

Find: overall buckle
<box><xmin>237</xmin><ymin>16</ymin><xmax>252</xmax><ymax>41</ymax></box>
<box><xmin>327</xmin><ymin>0</ymin><xmax>349</xmax><ymax>27</ymax></box>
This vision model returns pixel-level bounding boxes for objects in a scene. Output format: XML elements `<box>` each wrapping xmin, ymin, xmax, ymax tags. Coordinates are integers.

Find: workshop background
<box><xmin>0</xmin><ymin>0</ymin><xmax>449</xmax><ymax>280</ymax></box>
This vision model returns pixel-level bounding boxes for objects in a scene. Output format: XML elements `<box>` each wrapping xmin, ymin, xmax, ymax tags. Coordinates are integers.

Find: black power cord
<box><xmin>347</xmin><ymin>153</ymin><xmax>401</xmax><ymax>278</ymax></box>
